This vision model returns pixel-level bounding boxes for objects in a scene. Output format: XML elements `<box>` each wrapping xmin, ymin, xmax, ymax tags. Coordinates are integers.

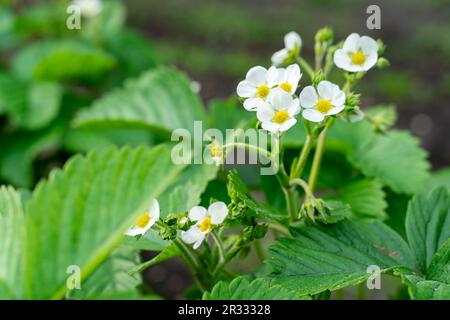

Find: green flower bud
<box><xmin>158</xmin><ymin>224</ymin><xmax>177</xmax><ymax>240</ymax></box>
<box><xmin>164</xmin><ymin>213</ymin><xmax>178</xmax><ymax>226</ymax></box>
<box><xmin>376</xmin><ymin>39</ymin><xmax>386</xmax><ymax>55</ymax></box>
<box><xmin>312</xmin><ymin>71</ymin><xmax>326</xmax><ymax>86</ymax></box>
<box><xmin>315</xmin><ymin>27</ymin><xmax>334</xmax><ymax>44</ymax></box>
<box><xmin>376</xmin><ymin>57</ymin><xmax>390</xmax><ymax>69</ymax></box>
<box><xmin>345</xmin><ymin>92</ymin><xmax>361</xmax><ymax>109</ymax></box>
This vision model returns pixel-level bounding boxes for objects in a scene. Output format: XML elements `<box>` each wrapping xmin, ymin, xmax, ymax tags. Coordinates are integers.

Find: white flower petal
<box><xmin>299</xmin><ymin>86</ymin><xmax>318</xmax><ymax>109</ymax></box>
<box><xmin>270</xmin><ymin>91</ymin><xmax>292</xmax><ymax>109</ymax></box>
<box><xmin>188</xmin><ymin>206</ymin><xmax>207</xmax><ymax>222</ymax></box>
<box><xmin>193</xmin><ymin>238</ymin><xmax>205</xmax><ymax>250</ymax></box>
<box><xmin>359</xmin><ymin>36</ymin><xmax>378</xmax><ymax>55</ymax></box>
<box><xmin>181</xmin><ymin>226</ymin><xmax>205</xmax><ymax>247</ymax></box>
<box><xmin>317</xmin><ymin>81</ymin><xmax>338</xmax><ymax>100</ymax></box>
<box><xmin>246</xmin><ymin>66</ymin><xmax>268</xmax><ymax>86</ymax></box>
<box><xmin>284</xmin><ymin>31</ymin><xmax>302</xmax><ymax>51</ymax></box>
<box><xmin>208</xmin><ymin>201</ymin><xmax>228</xmax><ymax>225</ymax></box>
<box><xmin>148</xmin><ymin>199</ymin><xmax>160</xmax><ymax>228</ymax></box>
<box><xmin>271</xmin><ymin>49</ymin><xmax>288</xmax><ymax>66</ymax></box>
<box><xmin>342</xmin><ymin>33</ymin><xmax>360</xmax><ymax>52</ymax></box>
<box><xmin>125</xmin><ymin>227</ymin><xmax>143</xmax><ymax>237</ymax></box>
<box><xmin>286</xmin><ymin>64</ymin><xmax>301</xmax><ymax>87</ymax></box>
<box><xmin>279</xmin><ymin>118</ymin><xmax>297</xmax><ymax>132</ymax></box>
<box><xmin>326</xmin><ymin>105</ymin><xmax>345</xmax><ymax>116</ymax></box>
<box><xmin>333</xmin><ymin>49</ymin><xmax>352</xmax><ymax>71</ymax></box>
<box><xmin>362</xmin><ymin>51</ymin><xmax>378</xmax><ymax>71</ymax></box>
<box><xmin>303</xmin><ymin>109</ymin><xmax>324</xmax><ymax>122</ymax></box>
<box><xmin>236</xmin><ymin>81</ymin><xmax>256</xmax><ymax>98</ymax></box>
<box><xmin>257</xmin><ymin>103</ymin><xmax>275</xmax><ymax>122</ymax></box>
<box><xmin>243</xmin><ymin>97</ymin><xmax>263</xmax><ymax>111</ymax></box>
<box><xmin>331</xmin><ymin>90</ymin><xmax>345</xmax><ymax>107</ymax></box>
<box><xmin>261</xmin><ymin>121</ymin><xmax>280</xmax><ymax>133</ymax></box>
<box><xmin>267</xmin><ymin>66</ymin><xmax>279</xmax><ymax>87</ymax></box>
<box><xmin>287</xmin><ymin>98</ymin><xmax>300</xmax><ymax>116</ymax></box>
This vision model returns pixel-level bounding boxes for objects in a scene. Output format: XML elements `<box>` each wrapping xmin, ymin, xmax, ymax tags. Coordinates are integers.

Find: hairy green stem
<box><xmin>290</xmin><ymin>135</ymin><xmax>313</xmax><ymax>180</ymax></box>
<box><xmin>222</xmin><ymin>142</ymin><xmax>272</xmax><ymax>158</ymax></box>
<box><xmin>308</xmin><ymin>120</ymin><xmax>333</xmax><ymax>193</ymax></box>
<box><xmin>173</xmin><ymin>239</ymin><xmax>207</xmax><ymax>291</ymax></box>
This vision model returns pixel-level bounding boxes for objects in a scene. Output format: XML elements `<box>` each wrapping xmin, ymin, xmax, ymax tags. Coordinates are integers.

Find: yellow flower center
<box><xmin>272</xmin><ymin>110</ymin><xmax>290</xmax><ymax>124</ymax></box>
<box><xmin>211</xmin><ymin>145</ymin><xmax>218</xmax><ymax>157</ymax></box>
<box><xmin>316</xmin><ymin>99</ymin><xmax>333</xmax><ymax>114</ymax></box>
<box><xmin>351</xmin><ymin>51</ymin><xmax>366</xmax><ymax>65</ymax></box>
<box><xmin>279</xmin><ymin>82</ymin><xmax>292</xmax><ymax>93</ymax></box>
<box><xmin>199</xmin><ymin>216</ymin><xmax>212</xmax><ymax>232</ymax></box>
<box><xmin>135</xmin><ymin>213</ymin><xmax>151</xmax><ymax>228</ymax></box>
<box><xmin>256</xmin><ymin>85</ymin><xmax>270</xmax><ymax>99</ymax></box>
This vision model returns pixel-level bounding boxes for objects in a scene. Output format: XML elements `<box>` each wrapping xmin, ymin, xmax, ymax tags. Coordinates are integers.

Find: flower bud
<box><xmin>376</xmin><ymin>57</ymin><xmax>390</xmax><ymax>69</ymax></box>
<box><xmin>315</xmin><ymin>27</ymin><xmax>334</xmax><ymax>44</ymax></box>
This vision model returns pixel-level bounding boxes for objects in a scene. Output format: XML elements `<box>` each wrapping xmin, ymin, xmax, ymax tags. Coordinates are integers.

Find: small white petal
<box><xmin>148</xmin><ymin>199</ymin><xmax>160</xmax><ymax>228</ymax></box>
<box><xmin>359</xmin><ymin>36</ymin><xmax>378</xmax><ymax>55</ymax></box>
<box><xmin>181</xmin><ymin>226</ymin><xmax>205</xmax><ymax>244</ymax></box>
<box><xmin>209</xmin><ymin>202</ymin><xmax>228</xmax><ymax>225</ymax></box>
<box><xmin>284</xmin><ymin>31</ymin><xmax>302</xmax><ymax>51</ymax></box>
<box><xmin>287</xmin><ymin>98</ymin><xmax>300</xmax><ymax>116</ymax></box>
<box><xmin>261</xmin><ymin>121</ymin><xmax>280</xmax><ymax>133</ymax></box>
<box><xmin>361</xmin><ymin>51</ymin><xmax>378</xmax><ymax>71</ymax></box>
<box><xmin>188</xmin><ymin>206</ymin><xmax>207</xmax><ymax>222</ymax></box>
<box><xmin>246</xmin><ymin>66</ymin><xmax>268</xmax><ymax>86</ymax></box>
<box><xmin>257</xmin><ymin>103</ymin><xmax>275</xmax><ymax>122</ymax></box>
<box><xmin>342</xmin><ymin>33</ymin><xmax>360</xmax><ymax>52</ymax></box>
<box><xmin>299</xmin><ymin>86</ymin><xmax>318</xmax><ymax>109</ymax></box>
<box><xmin>317</xmin><ymin>81</ymin><xmax>338</xmax><ymax>100</ymax></box>
<box><xmin>193</xmin><ymin>238</ymin><xmax>205</xmax><ymax>250</ymax></box>
<box><xmin>286</xmin><ymin>64</ymin><xmax>302</xmax><ymax>87</ymax></box>
<box><xmin>267</xmin><ymin>66</ymin><xmax>279</xmax><ymax>87</ymax></box>
<box><xmin>303</xmin><ymin>109</ymin><xmax>324</xmax><ymax>122</ymax></box>
<box><xmin>331</xmin><ymin>90</ymin><xmax>346</xmax><ymax>107</ymax></box>
<box><xmin>270</xmin><ymin>91</ymin><xmax>292</xmax><ymax>109</ymax></box>
<box><xmin>326</xmin><ymin>105</ymin><xmax>345</xmax><ymax>116</ymax></box>
<box><xmin>279</xmin><ymin>118</ymin><xmax>297</xmax><ymax>132</ymax></box>
<box><xmin>333</xmin><ymin>49</ymin><xmax>352</xmax><ymax>71</ymax></box>
<box><xmin>271</xmin><ymin>49</ymin><xmax>288</xmax><ymax>66</ymax></box>
<box><xmin>243</xmin><ymin>98</ymin><xmax>263</xmax><ymax>111</ymax></box>
<box><xmin>237</xmin><ymin>81</ymin><xmax>256</xmax><ymax>98</ymax></box>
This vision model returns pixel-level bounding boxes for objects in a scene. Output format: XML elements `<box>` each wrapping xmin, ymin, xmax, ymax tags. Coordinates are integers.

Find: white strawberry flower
<box><xmin>257</xmin><ymin>91</ymin><xmax>300</xmax><ymax>133</ymax></box>
<box><xmin>236</xmin><ymin>66</ymin><xmax>278</xmax><ymax>111</ymax></box>
<box><xmin>271</xmin><ymin>31</ymin><xmax>302</xmax><ymax>66</ymax></box>
<box><xmin>273</xmin><ymin>64</ymin><xmax>302</xmax><ymax>95</ymax></box>
<box><xmin>126</xmin><ymin>199</ymin><xmax>160</xmax><ymax>236</ymax></box>
<box><xmin>72</xmin><ymin>0</ymin><xmax>103</xmax><ymax>18</ymax></box>
<box><xmin>181</xmin><ymin>202</ymin><xmax>228</xmax><ymax>249</ymax></box>
<box><xmin>333</xmin><ymin>33</ymin><xmax>378</xmax><ymax>72</ymax></box>
<box><xmin>299</xmin><ymin>81</ymin><xmax>346</xmax><ymax>123</ymax></box>
<box><xmin>207</xmin><ymin>140</ymin><xmax>223</xmax><ymax>166</ymax></box>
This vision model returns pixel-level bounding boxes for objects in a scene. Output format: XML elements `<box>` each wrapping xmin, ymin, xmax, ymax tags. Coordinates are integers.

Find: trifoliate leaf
<box><xmin>74</xmin><ymin>67</ymin><xmax>206</xmax><ymax>135</ymax></box>
<box><xmin>405</xmin><ymin>187</ymin><xmax>450</xmax><ymax>274</ymax></box>
<box><xmin>268</xmin><ymin>220</ymin><xmax>415</xmax><ymax>296</ymax></box>
<box><xmin>203</xmin><ymin>276</ymin><xmax>305</xmax><ymax>300</ymax></box>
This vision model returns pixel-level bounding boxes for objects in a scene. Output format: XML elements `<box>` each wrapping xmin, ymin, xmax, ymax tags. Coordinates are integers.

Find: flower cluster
<box><xmin>236</xmin><ymin>31</ymin><xmax>381</xmax><ymax>133</ymax></box>
<box><xmin>125</xmin><ymin>199</ymin><xmax>229</xmax><ymax>250</ymax></box>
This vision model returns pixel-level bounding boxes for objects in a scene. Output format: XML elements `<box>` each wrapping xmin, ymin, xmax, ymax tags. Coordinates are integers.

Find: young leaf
<box><xmin>202</xmin><ymin>276</ymin><xmax>305</xmax><ymax>300</ymax></box>
<box><xmin>24</xmin><ymin>145</ymin><xmax>186</xmax><ymax>299</ymax></box>
<box><xmin>268</xmin><ymin>220</ymin><xmax>415</xmax><ymax>296</ymax></box>
<box><xmin>405</xmin><ymin>187</ymin><xmax>450</xmax><ymax>274</ymax></box>
<box><xmin>0</xmin><ymin>187</ymin><xmax>25</xmax><ymax>299</ymax></box>
<box><xmin>73</xmin><ymin>67</ymin><xmax>206</xmax><ymax>135</ymax></box>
